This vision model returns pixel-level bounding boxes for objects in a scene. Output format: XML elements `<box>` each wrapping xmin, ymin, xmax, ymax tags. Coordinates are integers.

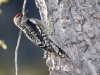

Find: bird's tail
<box><xmin>48</xmin><ymin>39</ymin><xmax>67</xmax><ymax>58</ymax></box>
<box><xmin>38</xmin><ymin>35</ymin><xmax>69</xmax><ymax>58</ymax></box>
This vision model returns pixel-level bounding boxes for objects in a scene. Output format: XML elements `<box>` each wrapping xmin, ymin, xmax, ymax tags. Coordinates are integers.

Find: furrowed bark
<box><xmin>35</xmin><ymin>0</ymin><xmax>100</xmax><ymax>75</ymax></box>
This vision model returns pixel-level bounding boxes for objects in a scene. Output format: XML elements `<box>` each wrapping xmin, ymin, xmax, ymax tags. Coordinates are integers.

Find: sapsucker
<box><xmin>13</xmin><ymin>12</ymin><xmax>68</xmax><ymax>58</ymax></box>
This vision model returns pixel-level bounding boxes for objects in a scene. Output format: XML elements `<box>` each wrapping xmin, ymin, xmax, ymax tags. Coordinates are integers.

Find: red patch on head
<box><xmin>14</xmin><ymin>13</ymin><xmax>22</xmax><ymax>18</ymax></box>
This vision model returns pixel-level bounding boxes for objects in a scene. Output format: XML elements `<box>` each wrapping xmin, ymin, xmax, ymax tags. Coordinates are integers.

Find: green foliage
<box><xmin>0</xmin><ymin>40</ymin><xmax>7</xmax><ymax>50</ymax></box>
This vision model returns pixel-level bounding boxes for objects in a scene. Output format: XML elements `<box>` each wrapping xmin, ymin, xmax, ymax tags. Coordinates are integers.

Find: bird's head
<box><xmin>13</xmin><ymin>13</ymin><xmax>23</xmax><ymax>26</ymax></box>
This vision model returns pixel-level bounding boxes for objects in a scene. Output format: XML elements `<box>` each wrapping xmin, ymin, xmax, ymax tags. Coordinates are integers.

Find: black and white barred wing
<box><xmin>23</xmin><ymin>18</ymin><xmax>67</xmax><ymax>57</ymax></box>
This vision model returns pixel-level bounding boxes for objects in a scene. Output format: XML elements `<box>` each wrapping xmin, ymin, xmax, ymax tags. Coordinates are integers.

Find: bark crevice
<box><xmin>35</xmin><ymin>0</ymin><xmax>100</xmax><ymax>75</ymax></box>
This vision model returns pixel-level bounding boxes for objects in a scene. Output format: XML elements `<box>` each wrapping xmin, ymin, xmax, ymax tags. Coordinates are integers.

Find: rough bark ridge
<box><xmin>35</xmin><ymin>0</ymin><xmax>100</xmax><ymax>75</ymax></box>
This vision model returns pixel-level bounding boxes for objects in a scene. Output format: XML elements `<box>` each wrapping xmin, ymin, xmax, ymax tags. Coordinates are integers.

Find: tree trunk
<box><xmin>35</xmin><ymin>0</ymin><xmax>100</xmax><ymax>75</ymax></box>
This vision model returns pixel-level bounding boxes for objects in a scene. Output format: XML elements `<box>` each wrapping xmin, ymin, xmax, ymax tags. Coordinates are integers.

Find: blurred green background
<box><xmin>0</xmin><ymin>0</ymin><xmax>48</xmax><ymax>75</ymax></box>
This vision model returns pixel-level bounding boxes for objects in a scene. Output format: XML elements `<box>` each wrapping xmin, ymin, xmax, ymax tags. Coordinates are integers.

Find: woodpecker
<box><xmin>13</xmin><ymin>12</ymin><xmax>68</xmax><ymax>58</ymax></box>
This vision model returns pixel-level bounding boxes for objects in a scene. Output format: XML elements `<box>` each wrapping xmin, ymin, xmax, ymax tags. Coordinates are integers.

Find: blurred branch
<box><xmin>22</xmin><ymin>0</ymin><xmax>27</xmax><ymax>16</ymax></box>
<box><xmin>15</xmin><ymin>30</ymin><xmax>22</xmax><ymax>75</ymax></box>
<box><xmin>14</xmin><ymin>0</ymin><xmax>27</xmax><ymax>75</ymax></box>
